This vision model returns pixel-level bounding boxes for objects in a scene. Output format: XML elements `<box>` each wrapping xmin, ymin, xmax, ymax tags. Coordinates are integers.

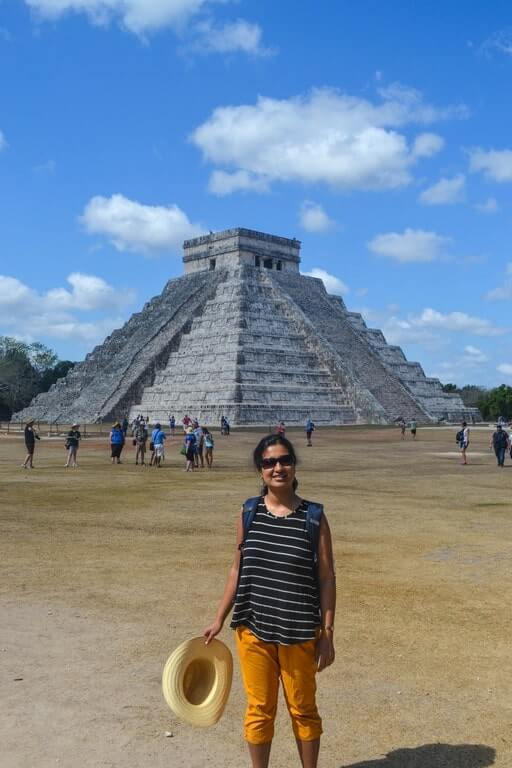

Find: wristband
<box><xmin>321</xmin><ymin>625</ymin><xmax>334</xmax><ymax>632</ymax></box>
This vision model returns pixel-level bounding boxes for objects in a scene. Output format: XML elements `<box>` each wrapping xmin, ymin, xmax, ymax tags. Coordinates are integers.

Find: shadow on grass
<box><xmin>340</xmin><ymin>742</ymin><xmax>495</xmax><ymax>768</ymax></box>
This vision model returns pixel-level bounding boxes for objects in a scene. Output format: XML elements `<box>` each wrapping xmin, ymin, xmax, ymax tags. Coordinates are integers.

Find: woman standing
<box><xmin>110</xmin><ymin>422</ymin><xmax>125</xmax><ymax>464</ymax></box>
<box><xmin>204</xmin><ymin>434</ymin><xmax>336</xmax><ymax>768</ymax></box>
<box><xmin>459</xmin><ymin>420</ymin><xmax>470</xmax><ymax>465</ymax></box>
<box><xmin>203</xmin><ymin>427</ymin><xmax>214</xmax><ymax>469</ymax></box>
<box><xmin>22</xmin><ymin>419</ymin><xmax>40</xmax><ymax>468</ymax></box>
<box><xmin>183</xmin><ymin>426</ymin><xmax>196</xmax><ymax>471</ymax></box>
<box><xmin>64</xmin><ymin>423</ymin><xmax>81</xmax><ymax>468</ymax></box>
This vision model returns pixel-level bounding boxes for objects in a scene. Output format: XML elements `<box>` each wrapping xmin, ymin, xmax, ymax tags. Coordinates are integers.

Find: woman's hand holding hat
<box><xmin>203</xmin><ymin>617</ymin><xmax>223</xmax><ymax>645</ymax></box>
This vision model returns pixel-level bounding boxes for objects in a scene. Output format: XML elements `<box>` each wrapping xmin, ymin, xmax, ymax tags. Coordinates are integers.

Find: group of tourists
<box><xmin>110</xmin><ymin>415</ymin><xmax>216</xmax><ymax>470</ymax></box>
<box><xmin>397</xmin><ymin>418</ymin><xmax>417</xmax><ymax>439</ymax></box>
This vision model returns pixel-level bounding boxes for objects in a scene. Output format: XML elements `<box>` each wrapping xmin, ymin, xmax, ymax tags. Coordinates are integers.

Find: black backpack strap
<box><xmin>240</xmin><ymin>496</ymin><xmax>261</xmax><ymax>549</ymax></box>
<box><xmin>305</xmin><ymin>501</ymin><xmax>324</xmax><ymax>563</ymax></box>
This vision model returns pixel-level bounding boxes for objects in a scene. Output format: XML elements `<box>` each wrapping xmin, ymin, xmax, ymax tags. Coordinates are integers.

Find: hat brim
<box><xmin>162</xmin><ymin>637</ymin><xmax>233</xmax><ymax>728</ymax></box>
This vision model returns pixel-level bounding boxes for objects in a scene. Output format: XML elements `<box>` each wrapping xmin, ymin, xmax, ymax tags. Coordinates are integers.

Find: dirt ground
<box><xmin>1</xmin><ymin>425</ymin><xmax>510</xmax><ymax>768</ymax></box>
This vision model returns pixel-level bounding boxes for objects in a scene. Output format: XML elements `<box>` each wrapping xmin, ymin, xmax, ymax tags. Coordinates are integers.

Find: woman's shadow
<box><xmin>340</xmin><ymin>742</ymin><xmax>495</xmax><ymax>767</ymax></box>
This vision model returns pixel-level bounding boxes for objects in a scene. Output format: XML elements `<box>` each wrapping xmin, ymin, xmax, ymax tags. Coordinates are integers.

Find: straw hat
<box><xmin>162</xmin><ymin>637</ymin><xmax>233</xmax><ymax>727</ymax></box>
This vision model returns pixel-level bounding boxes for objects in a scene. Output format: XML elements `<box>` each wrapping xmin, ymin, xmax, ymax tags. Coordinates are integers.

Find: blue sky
<box><xmin>1</xmin><ymin>0</ymin><xmax>512</xmax><ymax>386</ymax></box>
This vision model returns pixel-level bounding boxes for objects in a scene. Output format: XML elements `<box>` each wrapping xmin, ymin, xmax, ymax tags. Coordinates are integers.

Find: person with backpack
<box><xmin>183</xmin><ymin>426</ymin><xmax>197</xmax><ymax>471</ymax></box>
<box><xmin>203</xmin><ymin>434</ymin><xmax>336</xmax><ymax>768</ymax></box>
<box><xmin>490</xmin><ymin>424</ymin><xmax>509</xmax><ymax>467</ymax></box>
<box><xmin>133</xmin><ymin>420</ymin><xmax>148</xmax><ymax>465</ymax></box>
<box><xmin>457</xmin><ymin>420</ymin><xmax>470</xmax><ymax>465</ymax></box>
<box><xmin>305</xmin><ymin>417</ymin><xmax>315</xmax><ymax>446</ymax></box>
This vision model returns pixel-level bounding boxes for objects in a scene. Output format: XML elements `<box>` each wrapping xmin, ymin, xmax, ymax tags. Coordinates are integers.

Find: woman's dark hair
<box><xmin>253</xmin><ymin>434</ymin><xmax>299</xmax><ymax>494</ymax></box>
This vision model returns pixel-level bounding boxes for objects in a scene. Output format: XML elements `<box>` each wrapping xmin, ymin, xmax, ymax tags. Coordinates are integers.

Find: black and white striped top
<box><xmin>230</xmin><ymin>498</ymin><xmax>321</xmax><ymax>645</ymax></box>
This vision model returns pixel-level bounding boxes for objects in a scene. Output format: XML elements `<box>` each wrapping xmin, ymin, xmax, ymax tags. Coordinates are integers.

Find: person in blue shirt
<box><xmin>110</xmin><ymin>422</ymin><xmax>125</xmax><ymax>464</ymax></box>
<box><xmin>305</xmin><ymin>418</ymin><xmax>315</xmax><ymax>447</ymax></box>
<box><xmin>151</xmin><ymin>423</ymin><xmax>166</xmax><ymax>467</ymax></box>
<box><xmin>183</xmin><ymin>426</ymin><xmax>197</xmax><ymax>471</ymax></box>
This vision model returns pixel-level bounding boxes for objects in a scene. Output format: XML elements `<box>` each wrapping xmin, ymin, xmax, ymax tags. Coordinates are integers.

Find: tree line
<box><xmin>0</xmin><ymin>336</ymin><xmax>75</xmax><ymax>419</ymax></box>
<box><xmin>442</xmin><ymin>383</ymin><xmax>512</xmax><ymax>421</ymax></box>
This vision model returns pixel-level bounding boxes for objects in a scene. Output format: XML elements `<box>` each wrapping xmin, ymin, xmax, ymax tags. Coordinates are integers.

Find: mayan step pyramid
<box><xmin>15</xmin><ymin>228</ymin><xmax>476</xmax><ymax>425</ymax></box>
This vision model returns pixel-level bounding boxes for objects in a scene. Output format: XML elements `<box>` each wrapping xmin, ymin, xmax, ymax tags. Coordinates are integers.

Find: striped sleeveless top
<box><xmin>230</xmin><ymin>498</ymin><xmax>321</xmax><ymax>645</ymax></box>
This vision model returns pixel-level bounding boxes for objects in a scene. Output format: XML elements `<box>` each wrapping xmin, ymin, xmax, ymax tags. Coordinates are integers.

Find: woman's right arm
<box><xmin>203</xmin><ymin>513</ymin><xmax>244</xmax><ymax>645</ymax></box>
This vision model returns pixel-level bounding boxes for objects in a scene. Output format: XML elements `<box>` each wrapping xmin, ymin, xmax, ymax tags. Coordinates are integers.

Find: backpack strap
<box><xmin>305</xmin><ymin>502</ymin><xmax>324</xmax><ymax>563</ymax></box>
<box><xmin>240</xmin><ymin>496</ymin><xmax>261</xmax><ymax>549</ymax></box>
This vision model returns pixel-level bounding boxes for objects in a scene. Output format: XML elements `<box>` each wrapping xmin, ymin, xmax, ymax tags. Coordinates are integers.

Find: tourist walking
<box><xmin>64</xmin><ymin>423</ymin><xmax>81</xmax><ymax>468</ymax></box>
<box><xmin>276</xmin><ymin>421</ymin><xmax>286</xmax><ymax>437</ymax></box>
<box><xmin>203</xmin><ymin>427</ymin><xmax>214</xmax><ymax>468</ymax></box>
<box><xmin>183</xmin><ymin>426</ymin><xmax>196</xmax><ymax>471</ymax></box>
<box><xmin>490</xmin><ymin>423</ymin><xmax>509</xmax><ymax>468</ymax></box>
<box><xmin>134</xmin><ymin>419</ymin><xmax>148</xmax><ymax>465</ymax></box>
<box><xmin>110</xmin><ymin>422</ymin><xmax>125</xmax><ymax>464</ymax></box>
<box><xmin>398</xmin><ymin>419</ymin><xmax>406</xmax><ymax>440</ymax></box>
<box><xmin>457</xmin><ymin>420</ymin><xmax>470</xmax><ymax>465</ymax></box>
<box><xmin>193</xmin><ymin>422</ymin><xmax>204</xmax><ymax>468</ymax></box>
<box><xmin>121</xmin><ymin>416</ymin><xmax>129</xmax><ymax>437</ymax></box>
<box><xmin>410</xmin><ymin>419</ymin><xmax>417</xmax><ymax>439</ymax></box>
<box><xmin>203</xmin><ymin>434</ymin><xmax>336</xmax><ymax>768</ymax></box>
<box><xmin>151</xmin><ymin>422</ymin><xmax>166</xmax><ymax>467</ymax></box>
<box><xmin>305</xmin><ymin>417</ymin><xmax>315</xmax><ymax>446</ymax></box>
<box><xmin>169</xmin><ymin>415</ymin><xmax>175</xmax><ymax>436</ymax></box>
<box><xmin>22</xmin><ymin>419</ymin><xmax>40</xmax><ymax>468</ymax></box>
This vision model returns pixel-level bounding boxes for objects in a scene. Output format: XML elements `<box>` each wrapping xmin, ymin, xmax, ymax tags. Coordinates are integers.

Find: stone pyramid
<box><xmin>15</xmin><ymin>228</ymin><xmax>475</xmax><ymax>425</ymax></box>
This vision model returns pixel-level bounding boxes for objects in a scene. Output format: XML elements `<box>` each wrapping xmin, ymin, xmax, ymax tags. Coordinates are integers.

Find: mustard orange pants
<box><xmin>235</xmin><ymin>626</ymin><xmax>322</xmax><ymax>745</ymax></box>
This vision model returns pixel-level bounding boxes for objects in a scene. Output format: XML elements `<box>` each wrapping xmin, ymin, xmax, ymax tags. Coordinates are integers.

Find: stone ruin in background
<box><xmin>14</xmin><ymin>228</ymin><xmax>479</xmax><ymax>425</ymax></box>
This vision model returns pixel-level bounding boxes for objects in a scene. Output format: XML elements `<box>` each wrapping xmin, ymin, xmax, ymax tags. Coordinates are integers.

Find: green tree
<box><xmin>477</xmin><ymin>385</ymin><xmax>512</xmax><ymax>421</ymax></box>
<box><xmin>0</xmin><ymin>336</ymin><xmax>75</xmax><ymax>417</ymax></box>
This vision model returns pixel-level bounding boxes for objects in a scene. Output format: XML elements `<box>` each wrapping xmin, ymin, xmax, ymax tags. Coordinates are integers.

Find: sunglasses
<box><xmin>260</xmin><ymin>454</ymin><xmax>295</xmax><ymax>470</ymax></box>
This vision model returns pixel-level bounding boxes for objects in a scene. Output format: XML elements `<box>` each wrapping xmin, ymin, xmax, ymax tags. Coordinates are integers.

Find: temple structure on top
<box><xmin>14</xmin><ymin>228</ymin><xmax>478</xmax><ymax>425</ymax></box>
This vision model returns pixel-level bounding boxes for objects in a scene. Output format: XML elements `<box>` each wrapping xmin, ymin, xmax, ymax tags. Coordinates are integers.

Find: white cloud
<box><xmin>25</xmin><ymin>0</ymin><xmax>214</xmax><ymax>35</ymax></box>
<box><xmin>301</xmin><ymin>268</ymin><xmax>348</xmax><ymax>296</ymax></box>
<box><xmin>474</xmin><ymin>197</ymin><xmax>499</xmax><ymax>214</ymax></box>
<box><xmin>419</xmin><ymin>174</ymin><xmax>465</xmax><ymax>205</ymax></box>
<box><xmin>299</xmin><ymin>201</ymin><xmax>336</xmax><ymax>233</ymax></box>
<box><xmin>208</xmin><ymin>169</ymin><xmax>270</xmax><ymax>196</ymax></box>
<box><xmin>191</xmin><ymin>18</ymin><xmax>274</xmax><ymax>56</ymax></box>
<box><xmin>81</xmin><ymin>194</ymin><xmax>203</xmax><ymax>254</ymax></box>
<box><xmin>45</xmin><ymin>273</ymin><xmax>134</xmax><ymax>311</ymax></box>
<box><xmin>463</xmin><ymin>345</ymin><xmax>488</xmax><ymax>364</ymax></box>
<box><xmin>368</xmin><ymin>228</ymin><xmax>451</xmax><ymax>263</ymax></box>
<box><xmin>0</xmin><ymin>131</ymin><xmax>7</xmax><ymax>151</ymax></box>
<box><xmin>480</xmin><ymin>28</ymin><xmax>512</xmax><ymax>57</ymax></box>
<box><xmin>469</xmin><ymin>148</ymin><xmax>512</xmax><ymax>182</ymax></box>
<box><xmin>0</xmin><ymin>273</ymin><xmax>133</xmax><ymax>344</ymax></box>
<box><xmin>412</xmin><ymin>132</ymin><xmax>444</xmax><ymax>158</ymax></box>
<box><xmin>191</xmin><ymin>86</ymin><xmax>464</xmax><ymax>194</ymax></box>
<box><xmin>486</xmin><ymin>262</ymin><xmax>512</xmax><ymax>300</ymax></box>
<box><xmin>408</xmin><ymin>308</ymin><xmax>503</xmax><ymax>336</ymax></box>
<box><xmin>497</xmin><ymin>363</ymin><xmax>512</xmax><ymax>376</ymax></box>
<box><xmin>33</xmin><ymin>159</ymin><xmax>56</xmax><ymax>174</ymax></box>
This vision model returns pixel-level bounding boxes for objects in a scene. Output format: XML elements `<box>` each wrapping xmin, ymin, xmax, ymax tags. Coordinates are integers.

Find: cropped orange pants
<box><xmin>235</xmin><ymin>626</ymin><xmax>322</xmax><ymax>744</ymax></box>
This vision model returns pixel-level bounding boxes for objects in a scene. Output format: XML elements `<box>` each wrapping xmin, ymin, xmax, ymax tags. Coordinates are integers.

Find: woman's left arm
<box><xmin>316</xmin><ymin>513</ymin><xmax>336</xmax><ymax>672</ymax></box>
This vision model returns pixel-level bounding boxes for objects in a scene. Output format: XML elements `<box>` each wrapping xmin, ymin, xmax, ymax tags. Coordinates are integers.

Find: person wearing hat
<box><xmin>183</xmin><ymin>425</ymin><xmax>197</xmax><ymax>471</ymax></box>
<box><xmin>64</xmin><ymin>423</ymin><xmax>82</xmax><ymax>468</ymax></box>
<box><xmin>110</xmin><ymin>421</ymin><xmax>125</xmax><ymax>464</ymax></box>
<box><xmin>490</xmin><ymin>423</ymin><xmax>510</xmax><ymax>467</ymax></box>
<box><xmin>22</xmin><ymin>419</ymin><xmax>40</xmax><ymax>468</ymax></box>
<box><xmin>204</xmin><ymin>433</ymin><xmax>336</xmax><ymax>768</ymax></box>
<box><xmin>151</xmin><ymin>422</ymin><xmax>166</xmax><ymax>467</ymax></box>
